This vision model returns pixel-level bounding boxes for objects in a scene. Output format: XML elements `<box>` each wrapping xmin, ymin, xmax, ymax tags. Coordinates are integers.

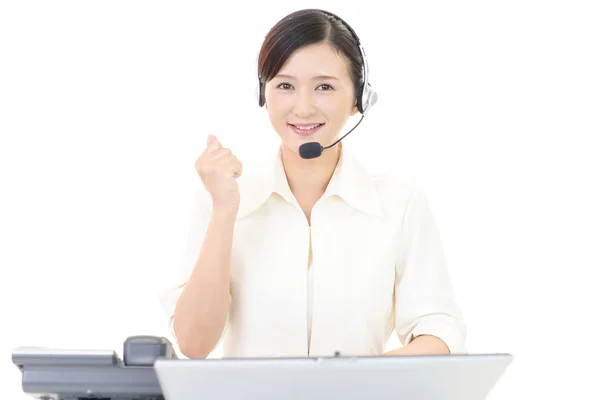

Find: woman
<box><xmin>161</xmin><ymin>8</ymin><xmax>467</xmax><ymax>359</ymax></box>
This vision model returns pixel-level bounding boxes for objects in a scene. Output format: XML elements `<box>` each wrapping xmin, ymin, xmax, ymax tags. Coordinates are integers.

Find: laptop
<box><xmin>154</xmin><ymin>353</ymin><xmax>512</xmax><ymax>400</ymax></box>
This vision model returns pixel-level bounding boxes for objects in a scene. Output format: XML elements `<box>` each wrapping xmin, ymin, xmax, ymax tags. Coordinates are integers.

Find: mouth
<box><xmin>288</xmin><ymin>122</ymin><xmax>325</xmax><ymax>136</ymax></box>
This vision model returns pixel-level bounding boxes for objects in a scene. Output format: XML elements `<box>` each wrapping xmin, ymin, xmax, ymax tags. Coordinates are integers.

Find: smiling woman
<box><xmin>257</xmin><ymin>9</ymin><xmax>377</xmax><ymax>160</ymax></box>
<box><xmin>263</xmin><ymin>42</ymin><xmax>357</xmax><ymax>152</ymax></box>
<box><xmin>161</xmin><ymin>8</ymin><xmax>467</xmax><ymax>360</ymax></box>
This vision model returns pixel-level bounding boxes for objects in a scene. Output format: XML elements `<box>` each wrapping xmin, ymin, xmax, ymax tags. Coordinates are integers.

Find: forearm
<box><xmin>173</xmin><ymin>207</ymin><xmax>237</xmax><ymax>358</ymax></box>
<box><xmin>384</xmin><ymin>334</ymin><xmax>450</xmax><ymax>356</ymax></box>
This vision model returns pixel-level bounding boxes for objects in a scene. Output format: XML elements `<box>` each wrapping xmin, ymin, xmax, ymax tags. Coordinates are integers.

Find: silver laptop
<box><xmin>154</xmin><ymin>353</ymin><xmax>512</xmax><ymax>400</ymax></box>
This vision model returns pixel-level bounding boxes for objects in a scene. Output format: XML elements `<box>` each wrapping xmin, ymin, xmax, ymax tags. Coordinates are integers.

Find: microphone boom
<box><xmin>298</xmin><ymin>115</ymin><xmax>365</xmax><ymax>159</ymax></box>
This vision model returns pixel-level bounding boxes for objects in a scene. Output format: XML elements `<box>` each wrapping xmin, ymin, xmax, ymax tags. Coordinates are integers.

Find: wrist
<box><xmin>212</xmin><ymin>205</ymin><xmax>239</xmax><ymax>221</ymax></box>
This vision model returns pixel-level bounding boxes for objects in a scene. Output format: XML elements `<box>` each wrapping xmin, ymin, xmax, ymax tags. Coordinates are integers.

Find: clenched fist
<box><xmin>195</xmin><ymin>135</ymin><xmax>242</xmax><ymax>212</ymax></box>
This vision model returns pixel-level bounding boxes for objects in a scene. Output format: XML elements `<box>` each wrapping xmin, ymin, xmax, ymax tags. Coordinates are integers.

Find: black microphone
<box><xmin>299</xmin><ymin>115</ymin><xmax>365</xmax><ymax>159</ymax></box>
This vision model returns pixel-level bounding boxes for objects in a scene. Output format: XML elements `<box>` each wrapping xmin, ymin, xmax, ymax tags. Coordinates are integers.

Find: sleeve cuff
<box><xmin>405</xmin><ymin>314</ymin><xmax>468</xmax><ymax>354</ymax></box>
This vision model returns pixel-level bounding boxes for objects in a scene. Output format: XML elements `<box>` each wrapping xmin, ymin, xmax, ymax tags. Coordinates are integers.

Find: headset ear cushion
<box><xmin>254</xmin><ymin>79</ymin><xmax>260</xmax><ymax>106</ymax></box>
<box><xmin>359</xmin><ymin>85</ymin><xmax>377</xmax><ymax>115</ymax></box>
<box><xmin>257</xmin><ymin>79</ymin><xmax>266</xmax><ymax>107</ymax></box>
<box><xmin>370</xmin><ymin>89</ymin><xmax>378</xmax><ymax>108</ymax></box>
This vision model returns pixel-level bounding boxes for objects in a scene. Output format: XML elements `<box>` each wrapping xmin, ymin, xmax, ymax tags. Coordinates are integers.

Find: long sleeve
<box><xmin>394</xmin><ymin>188</ymin><xmax>468</xmax><ymax>354</ymax></box>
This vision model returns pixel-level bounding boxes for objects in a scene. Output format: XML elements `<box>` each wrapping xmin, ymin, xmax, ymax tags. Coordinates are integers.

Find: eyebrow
<box><xmin>274</xmin><ymin>74</ymin><xmax>340</xmax><ymax>81</ymax></box>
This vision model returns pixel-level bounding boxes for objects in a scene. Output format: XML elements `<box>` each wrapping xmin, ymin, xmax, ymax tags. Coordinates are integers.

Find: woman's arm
<box><xmin>172</xmin><ymin>207</ymin><xmax>237</xmax><ymax>359</ymax></box>
<box><xmin>392</xmin><ymin>188</ymin><xmax>468</xmax><ymax>355</ymax></box>
<box><xmin>384</xmin><ymin>334</ymin><xmax>450</xmax><ymax>356</ymax></box>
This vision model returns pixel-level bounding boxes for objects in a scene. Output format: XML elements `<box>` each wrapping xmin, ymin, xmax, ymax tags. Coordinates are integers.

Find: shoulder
<box><xmin>371</xmin><ymin>173</ymin><xmax>423</xmax><ymax>202</ymax></box>
<box><xmin>364</xmin><ymin>168</ymin><xmax>431</xmax><ymax>222</ymax></box>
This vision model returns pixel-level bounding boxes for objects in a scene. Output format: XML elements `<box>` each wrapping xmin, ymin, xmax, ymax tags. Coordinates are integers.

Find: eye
<box><xmin>316</xmin><ymin>84</ymin><xmax>334</xmax><ymax>91</ymax></box>
<box><xmin>276</xmin><ymin>82</ymin><xmax>293</xmax><ymax>90</ymax></box>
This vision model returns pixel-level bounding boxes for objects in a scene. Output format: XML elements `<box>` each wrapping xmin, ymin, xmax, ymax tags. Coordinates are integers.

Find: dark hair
<box><xmin>257</xmin><ymin>9</ymin><xmax>364</xmax><ymax>104</ymax></box>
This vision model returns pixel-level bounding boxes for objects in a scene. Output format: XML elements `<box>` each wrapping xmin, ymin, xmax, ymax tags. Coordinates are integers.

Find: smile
<box><xmin>288</xmin><ymin>123</ymin><xmax>325</xmax><ymax>136</ymax></box>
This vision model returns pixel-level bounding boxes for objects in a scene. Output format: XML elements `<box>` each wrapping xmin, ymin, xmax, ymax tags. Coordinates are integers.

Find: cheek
<box><xmin>316</xmin><ymin>97</ymin><xmax>353</xmax><ymax>120</ymax></box>
<box><xmin>265</xmin><ymin>97</ymin><xmax>290</xmax><ymax>135</ymax></box>
<box><xmin>265</xmin><ymin>93</ymin><xmax>291</xmax><ymax>116</ymax></box>
<box><xmin>267</xmin><ymin>104</ymin><xmax>289</xmax><ymax>128</ymax></box>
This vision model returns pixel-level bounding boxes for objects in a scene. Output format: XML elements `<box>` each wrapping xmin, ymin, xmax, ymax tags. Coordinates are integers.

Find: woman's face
<box><xmin>263</xmin><ymin>42</ymin><xmax>359</xmax><ymax>157</ymax></box>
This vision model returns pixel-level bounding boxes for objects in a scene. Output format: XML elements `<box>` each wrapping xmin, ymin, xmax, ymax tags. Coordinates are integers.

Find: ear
<box><xmin>350</xmin><ymin>104</ymin><xmax>359</xmax><ymax>116</ymax></box>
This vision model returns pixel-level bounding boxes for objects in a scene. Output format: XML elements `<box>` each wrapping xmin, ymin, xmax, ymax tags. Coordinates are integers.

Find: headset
<box><xmin>256</xmin><ymin>9</ymin><xmax>378</xmax><ymax>115</ymax></box>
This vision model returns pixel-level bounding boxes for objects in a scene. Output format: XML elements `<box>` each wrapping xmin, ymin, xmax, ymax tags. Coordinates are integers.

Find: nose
<box><xmin>293</xmin><ymin>89</ymin><xmax>316</xmax><ymax>118</ymax></box>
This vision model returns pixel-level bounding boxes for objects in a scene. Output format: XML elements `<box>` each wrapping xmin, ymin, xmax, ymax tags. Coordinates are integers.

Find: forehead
<box><xmin>277</xmin><ymin>42</ymin><xmax>351</xmax><ymax>80</ymax></box>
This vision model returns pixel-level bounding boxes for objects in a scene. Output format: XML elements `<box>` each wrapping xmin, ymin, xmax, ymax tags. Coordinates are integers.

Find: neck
<box><xmin>281</xmin><ymin>142</ymin><xmax>341</xmax><ymax>196</ymax></box>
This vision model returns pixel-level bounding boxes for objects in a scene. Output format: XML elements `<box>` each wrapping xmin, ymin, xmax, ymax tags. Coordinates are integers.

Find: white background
<box><xmin>1</xmin><ymin>0</ymin><xmax>599</xmax><ymax>398</ymax></box>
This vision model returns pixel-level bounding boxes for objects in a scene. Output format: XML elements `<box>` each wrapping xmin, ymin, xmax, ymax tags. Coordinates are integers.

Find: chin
<box><xmin>279</xmin><ymin>140</ymin><xmax>309</xmax><ymax>158</ymax></box>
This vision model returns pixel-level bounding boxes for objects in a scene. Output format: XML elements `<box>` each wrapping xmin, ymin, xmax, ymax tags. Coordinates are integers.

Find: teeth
<box><xmin>295</xmin><ymin>124</ymin><xmax>320</xmax><ymax>130</ymax></box>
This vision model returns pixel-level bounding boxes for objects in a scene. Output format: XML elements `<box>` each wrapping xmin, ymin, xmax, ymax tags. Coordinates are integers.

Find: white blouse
<box><xmin>160</xmin><ymin>145</ymin><xmax>467</xmax><ymax>358</ymax></box>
